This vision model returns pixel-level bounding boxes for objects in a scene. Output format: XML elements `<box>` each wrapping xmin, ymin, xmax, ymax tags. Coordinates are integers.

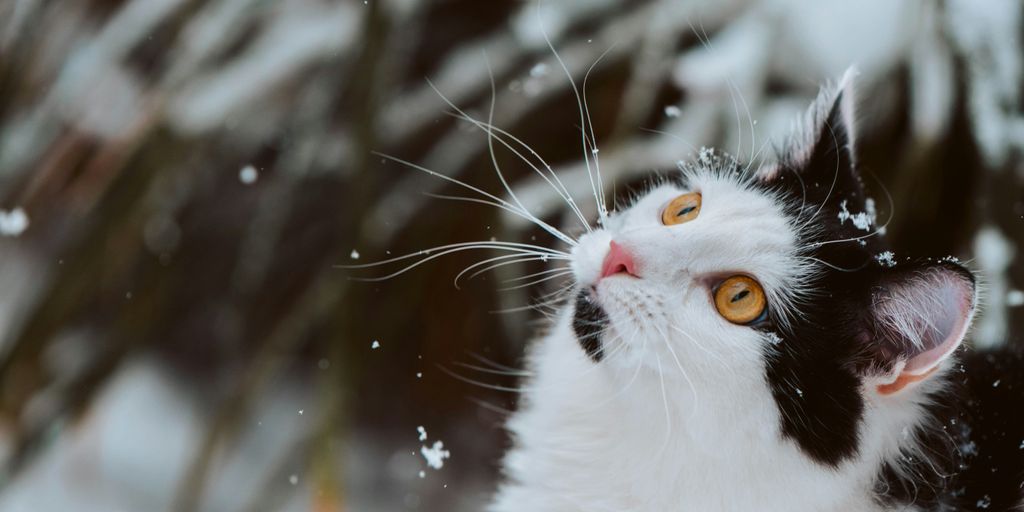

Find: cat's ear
<box><xmin>862</xmin><ymin>261</ymin><xmax>976</xmax><ymax>396</ymax></box>
<box><xmin>757</xmin><ymin>68</ymin><xmax>858</xmax><ymax>185</ymax></box>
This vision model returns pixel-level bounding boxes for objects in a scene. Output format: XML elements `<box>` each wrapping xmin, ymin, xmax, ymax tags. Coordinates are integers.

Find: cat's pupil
<box><xmin>731</xmin><ymin>290</ymin><xmax>750</xmax><ymax>303</ymax></box>
<box><xmin>677</xmin><ymin>206</ymin><xmax>695</xmax><ymax>216</ymax></box>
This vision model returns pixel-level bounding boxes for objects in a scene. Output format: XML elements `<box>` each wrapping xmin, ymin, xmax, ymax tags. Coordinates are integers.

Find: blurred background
<box><xmin>0</xmin><ymin>0</ymin><xmax>1022</xmax><ymax>510</ymax></box>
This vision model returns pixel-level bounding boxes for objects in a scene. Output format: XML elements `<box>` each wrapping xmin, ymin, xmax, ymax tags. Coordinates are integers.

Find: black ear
<box><xmin>759</xmin><ymin>69</ymin><xmax>887</xmax><ymax>268</ymax></box>
<box><xmin>783</xmin><ymin>72</ymin><xmax>858</xmax><ymax>185</ymax></box>
<box><xmin>860</xmin><ymin>261</ymin><xmax>977</xmax><ymax>395</ymax></box>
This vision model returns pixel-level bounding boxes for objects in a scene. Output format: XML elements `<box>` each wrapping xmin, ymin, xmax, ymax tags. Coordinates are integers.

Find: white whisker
<box><xmin>455</xmin><ymin>361</ymin><xmax>533</xmax><ymax>377</ymax></box>
<box><xmin>470</xmin><ymin>353</ymin><xmax>524</xmax><ymax>373</ymax></box>
<box><xmin>497</xmin><ymin>270</ymin><xmax>574</xmax><ymax>291</ymax></box>
<box><xmin>653</xmin><ymin>323</ymin><xmax>699</xmax><ymax>421</ymax></box>
<box><xmin>488</xmin><ymin>283</ymin><xmax>575</xmax><ymax>314</ymax></box>
<box><xmin>339</xmin><ymin>240</ymin><xmax>567</xmax><ymax>269</ymax></box>
<box><xmin>454</xmin><ymin>251</ymin><xmax>563</xmax><ymax>288</ymax></box>
<box><xmin>538</xmin><ymin>1</ymin><xmax>608</xmax><ymax>223</ymax></box>
<box><xmin>581</xmin><ymin>43</ymin><xmax>617</xmax><ymax>219</ymax></box>
<box><xmin>653</xmin><ymin>352</ymin><xmax>673</xmax><ymax>455</ymax></box>
<box><xmin>339</xmin><ymin>242</ymin><xmax>566</xmax><ymax>282</ymax></box>
<box><xmin>467</xmin><ymin>255</ymin><xmax>565</xmax><ymax>282</ymax></box>
<box><xmin>503</xmin><ymin>266</ymin><xmax>572</xmax><ymax>284</ymax></box>
<box><xmin>727</xmin><ymin>78</ymin><xmax>743</xmax><ymax>162</ymax></box>
<box><xmin>375</xmin><ymin>152</ymin><xmax>578</xmax><ymax>246</ymax></box>
<box><xmin>438</xmin><ymin>364</ymin><xmax>537</xmax><ymax>394</ymax></box>
<box><xmin>435</xmin><ymin>108</ymin><xmax>592</xmax><ymax>232</ymax></box>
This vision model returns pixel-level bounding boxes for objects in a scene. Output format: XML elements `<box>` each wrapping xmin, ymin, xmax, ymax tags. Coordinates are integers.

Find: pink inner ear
<box><xmin>874</xmin><ymin>268</ymin><xmax>975</xmax><ymax>393</ymax></box>
<box><xmin>903</xmin><ymin>308</ymin><xmax>968</xmax><ymax>376</ymax></box>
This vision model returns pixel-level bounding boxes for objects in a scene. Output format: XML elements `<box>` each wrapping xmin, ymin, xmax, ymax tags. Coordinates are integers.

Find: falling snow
<box><xmin>664</xmin><ymin>105</ymin><xmax>682</xmax><ymax>118</ymax></box>
<box><xmin>837</xmin><ymin>199</ymin><xmax>875</xmax><ymax>231</ymax></box>
<box><xmin>350</xmin><ymin>249</ymin><xmax>360</xmax><ymax>260</ymax></box>
<box><xmin>421</xmin><ymin>441</ymin><xmax>451</xmax><ymax>470</ymax></box>
<box><xmin>417</xmin><ymin>426</ymin><xmax>428</xmax><ymax>441</ymax></box>
<box><xmin>239</xmin><ymin>164</ymin><xmax>258</xmax><ymax>184</ymax></box>
<box><xmin>371</xmin><ymin>340</ymin><xmax>380</xmax><ymax>349</ymax></box>
<box><xmin>1007</xmin><ymin>290</ymin><xmax>1024</xmax><ymax>307</ymax></box>
<box><xmin>0</xmin><ymin>207</ymin><xmax>29</xmax><ymax>236</ymax></box>
<box><xmin>961</xmin><ymin>440</ymin><xmax>979</xmax><ymax>457</ymax></box>
<box><xmin>875</xmin><ymin>251</ymin><xmax>896</xmax><ymax>267</ymax></box>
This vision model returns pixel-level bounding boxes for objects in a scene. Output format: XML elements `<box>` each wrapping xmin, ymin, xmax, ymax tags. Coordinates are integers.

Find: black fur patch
<box><xmin>572</xmin><ymin>289</ymin><xmax>609</xmax><ymax>362</ymax></box>
<box><xmin>754</xmin><ymin>89</ymin><xmax>886</xmax><ymax>467</ymax></box>
<box><xmin>761</xmin><ymin>303</ymin><xmax>867</xmax><ymax>467</ymax></box>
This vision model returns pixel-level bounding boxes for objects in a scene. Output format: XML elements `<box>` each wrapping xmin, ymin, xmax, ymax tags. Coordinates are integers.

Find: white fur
<box><xmin>490</xmin><ymin>170</ymin><xmax>944</xmax><ymax>512</ymax></box>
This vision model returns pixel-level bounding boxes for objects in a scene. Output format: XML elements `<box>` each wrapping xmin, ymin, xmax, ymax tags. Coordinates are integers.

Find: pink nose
<box><xmin>601</xmin><ymin>241</ymin><xmax>638</xmax><ymax>279</ymax></box>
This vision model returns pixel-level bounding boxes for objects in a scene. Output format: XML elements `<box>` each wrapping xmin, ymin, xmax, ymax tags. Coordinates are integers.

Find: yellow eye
<box><xmin>714</xmin><ymin>276</ymin><xmax>767</xmax><ymax>324</ymax></box>
<box><xmin>662</xmin><ymin>193</ymin><xmax>702</xmax><ymax>225</ymax></box>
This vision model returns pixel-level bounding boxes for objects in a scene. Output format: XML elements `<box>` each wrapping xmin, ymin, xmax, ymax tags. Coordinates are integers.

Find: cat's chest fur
<box><xmin>490</xmin><ymin>312</ymin><xmax>894</xmax><ymax>512</ymax></box>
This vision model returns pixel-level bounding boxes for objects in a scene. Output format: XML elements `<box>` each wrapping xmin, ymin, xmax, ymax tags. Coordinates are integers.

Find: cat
<box><xmin>487</xmin><ymin>71</ymin><xmax>1024</xmax><ymax>511</ymax></box>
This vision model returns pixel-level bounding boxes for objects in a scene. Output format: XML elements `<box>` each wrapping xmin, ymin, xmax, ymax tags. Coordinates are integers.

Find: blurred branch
<box><xmin>0</xmin><ymin>121</ymin><xmax>184</xmax><ymax>486</ymax></box>
<box><xmin>377</xmin><ymin>0</ymin><xmax>639</xmax><ymax>148</ymax></box>
<box><xmin>172</xmin><ymin>0</ymin><xmax>406</xmax><ymax>508</ymax></box>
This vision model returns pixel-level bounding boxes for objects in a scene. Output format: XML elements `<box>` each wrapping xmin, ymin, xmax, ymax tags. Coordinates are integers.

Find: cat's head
<box><xmin>568</xmin><ymin>70</ymin><xmax>976</xmax><ymax>468</ymax></box>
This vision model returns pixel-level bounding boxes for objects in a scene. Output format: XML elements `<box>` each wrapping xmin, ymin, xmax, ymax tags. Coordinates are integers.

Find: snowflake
<box><xmin>837</xmin><ymin>200</ymin><xmax>875</xmax><ymax>231</ymax></box>
<box><xmin>239</xmin><ymin>164</ymin><xmax>258</xmax><ymax>184</ymax></box>
<box><xmin>0</xmin><ymin>208</ymin><xmax>29</xmax><ymax>236</ymax></box>
<box><xmin>421</xmin><ymin>441</ymin><xmax>451</xmax><ymax>470</ymax></box>
<box><xmin>875</xmin><ymin>251</ymin><xmax>896</xmax><ymax>267</ymax></box>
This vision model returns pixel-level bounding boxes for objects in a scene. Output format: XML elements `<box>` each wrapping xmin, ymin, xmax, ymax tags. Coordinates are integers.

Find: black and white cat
<box><xmin>488</xmin><ymin>72</ymin><xmax>1024</xmax><ymax>511</ymax></box>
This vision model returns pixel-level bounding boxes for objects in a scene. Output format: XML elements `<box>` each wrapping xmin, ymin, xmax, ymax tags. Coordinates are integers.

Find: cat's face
<box><xmin>570</xmin><ymin>167</ymin><xmax>805</xmax><ymax>377</ymax></box>
<box><xmin>566</xmin><ymin>71</ymin><xmax>977</xmax><ymax>469</ymax></box>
